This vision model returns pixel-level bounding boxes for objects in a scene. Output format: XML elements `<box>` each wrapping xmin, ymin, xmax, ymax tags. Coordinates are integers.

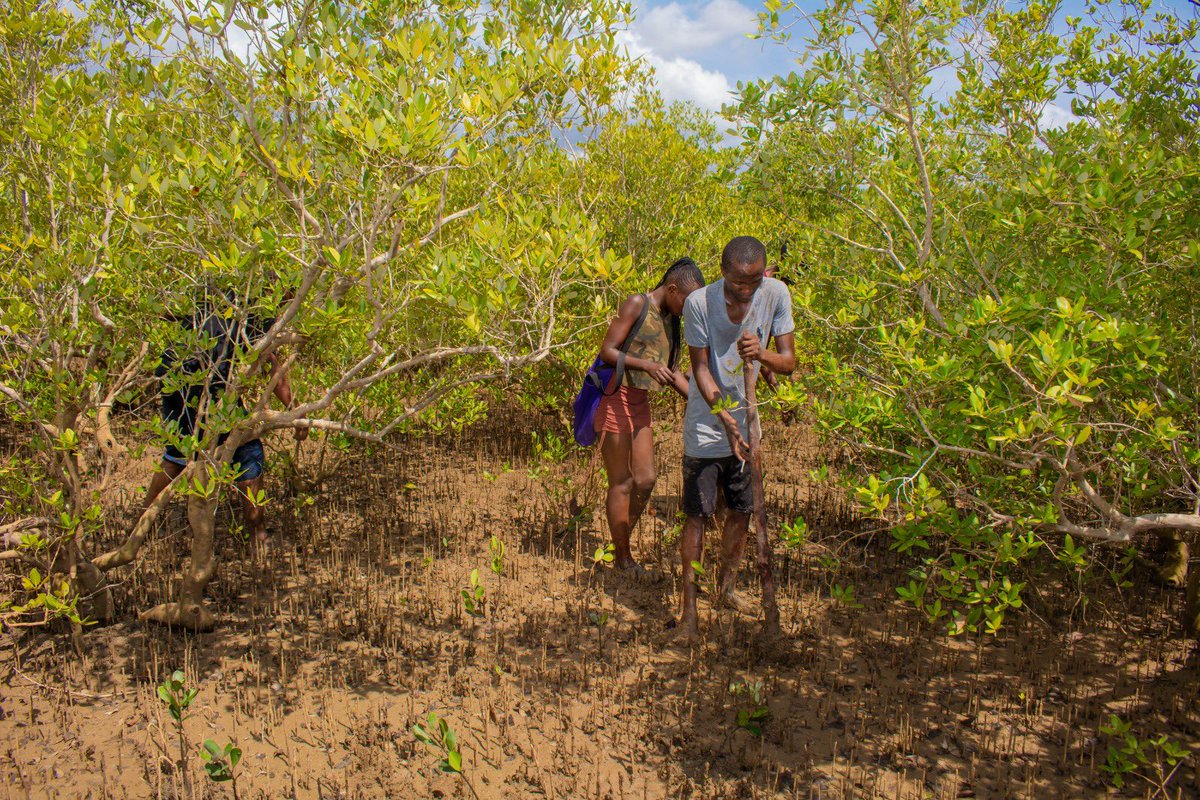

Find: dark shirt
<box><xmin>158</xmin><ymin>306</ymin><xmax>273</xmax><ymax>439</ymax></box>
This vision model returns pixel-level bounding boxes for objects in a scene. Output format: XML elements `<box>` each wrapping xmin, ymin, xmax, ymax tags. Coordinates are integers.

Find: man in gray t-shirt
<box><xmin>675</xmin><ymin>236</ymin><xmax>796</xmax><ymax>641</ymax></box>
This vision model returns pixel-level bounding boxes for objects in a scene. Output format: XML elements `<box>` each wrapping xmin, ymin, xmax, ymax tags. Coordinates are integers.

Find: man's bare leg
<box><xmin>144</xmin><ymin>460</ymin><xmax>184</xmax><ymax>511</ymax></box>
<box><xmin>718</xmin><ymin>510</ymin><xmax>754</xmax><ymax>613</ymax></box>
<box><xmin>236</xmin><ymin>476</ymin><xmax>268</xmax><ymax>543</ymax></box>
<box><xmin>677</xmin><ymin>515</ymin><xmax>706</xmax><ymax>639</ymax></box>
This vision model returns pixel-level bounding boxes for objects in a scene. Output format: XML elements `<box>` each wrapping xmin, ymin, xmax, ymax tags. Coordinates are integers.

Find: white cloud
<box><xmin>618</xmin><ymin>28</ymin><xmax>736</xmax><ymax>112</ymax></box>
<box><xmin>1038</xmin><ymin>103</ymin><xmax>1076</xmax><ymax>130</ymax></box>
<box><xmin>634</xmin><ymin>1</ymin><xmax>757</xmax><ymax>58</ymax></box>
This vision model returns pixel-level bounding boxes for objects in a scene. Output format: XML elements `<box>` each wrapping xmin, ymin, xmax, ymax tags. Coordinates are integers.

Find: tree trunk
<box><xmin>1154</xmin><ymin>530</ymin><xmax>1188</xmax><ymax>588</ymax></box>
<box><xmin>74</xmin><ymin>557</ymin><xmax>114</xmax><ymax>623</ymax></box>
<box><xmin>140</xmin><ymin>489</ymin><xmax>218</xmax><ymax>631</ymax></box>
<box><xmin>1185</xmin><ymin>558</ymin><xmax>1200</xmax><ymax>639</ymax></box>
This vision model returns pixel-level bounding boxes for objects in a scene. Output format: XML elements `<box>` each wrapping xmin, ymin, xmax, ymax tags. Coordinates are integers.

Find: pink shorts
<box><xmin>594</xmin><ymin>386</ymin><xmax>651</xmax><ymax>434</ymax></box>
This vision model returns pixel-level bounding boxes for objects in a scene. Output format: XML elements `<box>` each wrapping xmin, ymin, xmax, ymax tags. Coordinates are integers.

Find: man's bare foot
<box><xmin>752</xmin><ymin>618</ymin><xmax>788</xmax><ymax>654</ymax></box>
<box><xmin>670</xmin><ymin>616</ymin><xmax>700</xmax><ymax>645</ymax></box>
<box><xmin>716</xmin><ymin>588</ymin><xmax>755</xmax><ymax>615</ymax></box>
<box><xmin>251</xmin><ymin>530</ymin><xmax>272</xmax><ymax>556</ymax></box>
<box><xmin>615</xmin><ymin>559</ymin><xmax>649</xmax><ymax>578</ymax></box>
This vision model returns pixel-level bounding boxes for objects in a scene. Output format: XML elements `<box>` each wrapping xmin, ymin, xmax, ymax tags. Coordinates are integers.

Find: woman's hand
<box><xmin>646</xmin><ymin>361</ymin><xmax>675</xmax><ymax>386</ymax></box>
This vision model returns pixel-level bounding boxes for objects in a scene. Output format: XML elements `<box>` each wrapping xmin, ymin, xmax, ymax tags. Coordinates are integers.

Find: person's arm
<box><xmin>670</xmin><ymin>370</ymin><xmax>689</xmax><ymax>398</ymax></box>
<box><xmin>689</xmin><ymin>344</ymin><xmax>749</xmax><ymax>460</ymax></box>
<box><xmin>266</xmin><ymin>352</ymin><xmax>308</xmax><ymax>441</ymax></box>
<box><xmin>598</xmin><ymin>294</ymin><xmax>673</xmax><ymax>386</ymax></box>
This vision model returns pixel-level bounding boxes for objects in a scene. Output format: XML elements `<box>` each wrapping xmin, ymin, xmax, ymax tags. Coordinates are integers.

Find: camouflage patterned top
<box><xmin>624</xmin><ymin>296</ymin><xmax>672</xmax><ymax>391</ymax></box>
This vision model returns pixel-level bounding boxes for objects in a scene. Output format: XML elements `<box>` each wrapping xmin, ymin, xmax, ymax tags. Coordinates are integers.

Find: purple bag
<box><xmin>572</xmin><ymin>294</ymin><xmax>651</xmax><ymax>446</ymax></box>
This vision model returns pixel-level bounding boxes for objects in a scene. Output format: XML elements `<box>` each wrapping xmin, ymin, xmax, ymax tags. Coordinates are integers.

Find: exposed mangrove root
<box><xmin>1185</xmin><ymin>559</ymin><xmax>1200</xmax><ymax>638</ymax></box>
<box><xmin>1154</xmin><ymin>531</ymin><xmax>1189</xmax><ymax>588</ymax></box>
<box><xmin>75</xmin><ymin>560</ymin><xmax>114</xmax><ymax>623</ymax></box>
<box><xmin>93</xmin><ymin>464</ymin><xmax>193</xmax><ymax>571</ymax></box>
<box><xmin>139</xmin><ymin>602</ymin><xmax>216</xmax><ymax>631</ymax></box>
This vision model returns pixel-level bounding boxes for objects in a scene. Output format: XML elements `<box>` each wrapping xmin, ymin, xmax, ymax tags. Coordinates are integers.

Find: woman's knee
<box><xmin>632</xmin><ymin>470</ymin><xmax>657</xmax><ymax>495</ymax></box>
<box><xmin>607</xmin><ymin>473</ymin><xmax>635</xmax><ymax>493</ymax></box>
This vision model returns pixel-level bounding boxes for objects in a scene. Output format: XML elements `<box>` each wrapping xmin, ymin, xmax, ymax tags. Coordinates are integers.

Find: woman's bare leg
<box><xmin>626</xmin><ymin>425</ymin><xmax>657</xmax><ymax>540</ymax></box>
<box><xmin>601</xmin><ymin>432</ymin><xmax>637</xmax><ymax>569</ymax></box>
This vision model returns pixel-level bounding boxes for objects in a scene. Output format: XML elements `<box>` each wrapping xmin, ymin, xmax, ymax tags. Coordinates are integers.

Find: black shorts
<box><xmin>682</xmin><ymin>455</ymin><xmax>753</xmax><ymax>518</ymax></box>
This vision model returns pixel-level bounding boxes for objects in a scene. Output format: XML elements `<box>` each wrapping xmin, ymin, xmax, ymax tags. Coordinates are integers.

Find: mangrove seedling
<box><xmin>461</xmin><ymin>568</ymin><xmax>485</xmax><ymax>618</ymax></box>
<box><xmin>588</xmin><ymin>609</ymin><xmax>610</xmax><ymax>651</ymax></box>
<box><xmin>200</xmin><ymin>739</ymin><xmax>242</xmax><ymax>799</ymax></box>
<box><xmin>781</xmin><ymin>516</ymin><xmax>808</xmax><ymax>549</ymax></box>
<box><xmin>414</xmin><ymin>713</ymin><xmax>481</xmax><ymax>798</ymax></box>
<box><xmin>489</xmin><ymin>535</ymin><xmax>505</xmax><ymax>577</ymax></box>
<box><xmin>157</xmin><ymin>670</ymin><xmax>199</xmax><ymax>791</ymax></box>
<box><xmin>729</xmin><ymin>680</ymin><xmax>771</xmax><ymax>737</ymax></box>
<box><xmin>592</xmin><ymin>543</ymin><xmax>614</xmax><ymax>569</ymax></box>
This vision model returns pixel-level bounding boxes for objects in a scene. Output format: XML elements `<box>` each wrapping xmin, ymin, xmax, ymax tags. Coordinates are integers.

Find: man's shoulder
<box><xmin>685</xmin><ymin>281</ymin><xmax>720</xmax><ymax>315</ymax></box>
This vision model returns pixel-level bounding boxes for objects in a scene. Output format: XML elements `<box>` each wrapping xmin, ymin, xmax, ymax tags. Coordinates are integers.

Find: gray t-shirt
<box><xmin>683</xmin><ymin>278</ymin><xmax>795</xmax><ymax>458</ymax></box>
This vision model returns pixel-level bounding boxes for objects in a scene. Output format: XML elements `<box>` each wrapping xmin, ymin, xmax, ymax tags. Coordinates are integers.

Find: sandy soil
<box><xmin>1</xmin><ymin>411</ymin><xmax>1197</xmax><ymax>799</ymax></box>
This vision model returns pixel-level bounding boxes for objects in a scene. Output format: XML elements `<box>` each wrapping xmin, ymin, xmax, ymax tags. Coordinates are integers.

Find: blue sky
<box><xmin>623</xmin><ymin>0</ymin><xmax>1199</xmax><ymax>121</ymax></box>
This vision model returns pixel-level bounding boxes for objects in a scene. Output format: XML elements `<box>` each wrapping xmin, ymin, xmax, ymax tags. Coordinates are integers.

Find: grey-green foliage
<box><xmin>731</xmin><ymin>0</ymin><xmax>1200</xmax><ymax>635</ymax></box>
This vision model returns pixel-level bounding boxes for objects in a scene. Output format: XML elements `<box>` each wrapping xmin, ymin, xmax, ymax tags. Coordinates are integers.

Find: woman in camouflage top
<box><xmin>594</xmin><ymin>258</ymin><xmax>705</xmax><ymax>572</ymax></box>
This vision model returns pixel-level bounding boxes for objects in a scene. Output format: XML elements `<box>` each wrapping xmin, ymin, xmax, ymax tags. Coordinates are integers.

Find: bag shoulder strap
<box><xmin>606</xmin><ymin>293</ymin><xmax>651</xmax><ymax>396</ymax></box>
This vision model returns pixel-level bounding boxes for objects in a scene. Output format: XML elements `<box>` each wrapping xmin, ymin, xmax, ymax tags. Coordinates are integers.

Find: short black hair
<box><xmin>721</xmin><ymin>236</ymin><xmax>766</xmax><ymax>273</ymax></box>
<box><xmin>655</xmin><ymin>256</ymin><xmax>705</xmax><ymax>291</ymax></box>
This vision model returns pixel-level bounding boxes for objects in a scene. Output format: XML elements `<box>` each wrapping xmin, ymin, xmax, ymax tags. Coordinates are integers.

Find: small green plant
<box><xmin>592</xmin><ymin>543</ymin><xmax>614</xmax><ymax>568</ymax></box>
<box><xmin>1109</xmin><ymin>546</ymin><xmax>1136</xmax><ymax>591</ymax></box>
<box><xmin>461</xmin><ymin>569</ymin><xmax>485</xmax><ymax>618</ymax></box>
<box><xmin>662</xmin><ymin>512</ymin><xmax>685</xmax><ymax>547</ymax></box>
<box><xmin>588</xmin><ymin>609</ymin><xmax>610</xmax><ymax>650</ymax></box>
<box><xmin>1056</xmin><ymin>533</ymin><xmax>1088</xmax><ymax>570</ymax></box>
<box><xmin>413</xmin><ymin>712</ymin><xmax>463</xmax><ymax>774</ymax></box>
<box><xmin>10</xmin><ymin>567</ymin><xmax>90</xmax><ymax>627</ymax></box>
<box><xmin>158</xmin><ymin>669</ymin><xmax>199</xmax><ymax>724</ymax></box>
<box><xmin>1100</xmin><ymin>714</ymin><xmax>1189</xmax><ymax>792</ymax></box>
<box><xmin>157</xmin><ymin>670</ymin><xmax>199</xmax><ymax>791</ymax></box>
<box><xmin>710</xmin><ymin>394</ymin><xmax>740</xmax><ymax>415</ymax></box>
<box><xmin>200</xmin><ymin>739</ymin><xmax>242</xmax><ymax>799</ymax></box>
<box><xmin>689</xmin><ymin>560</ymin><xmax>718</xmax><ymax>598</ymax></box>
<box><xmin>729</xmin><ymin>680</ymin><xmax>771</xmax><ymax>737</ymax></box>
<box><xmin>780</xmin><ymin>516</ymin><xmax>808</xmax><ymax>549</ymax></box>
<box><xmin>292</xmin><ymin>492</ymin><xmax>316</xmax><ymax>513</ymax></box>
<box><xmin>531</xmin><ymin>430</ymin><xmax>571</xmax><ymax>464</ymax></box>
<box><xmin>489</xmin><ymin>536</ymin><xmax>505</xmax><ymax>577</ymax></box>
<box><xmin>831</xmin><ymin>582</ymin><xmax>864</xmax><ymax>609</ymax></box>
<box><xmin>817</xmin><ymin>553</ymin><xmax>841</xmax><ymax>574</ymax></box>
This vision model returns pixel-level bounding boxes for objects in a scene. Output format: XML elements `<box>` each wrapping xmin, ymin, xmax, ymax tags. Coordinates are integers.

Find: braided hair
<box><xmin>654</xmin><ymin>257</ymin><xmax>705</xmax><ymax>371</ymax></box>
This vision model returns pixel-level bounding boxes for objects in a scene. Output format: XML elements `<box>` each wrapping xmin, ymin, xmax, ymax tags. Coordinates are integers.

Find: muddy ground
<box><xmin>1</xmin><ymin>411</ymin><xmax>1197</xmax><ymax>799</ymax></box>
